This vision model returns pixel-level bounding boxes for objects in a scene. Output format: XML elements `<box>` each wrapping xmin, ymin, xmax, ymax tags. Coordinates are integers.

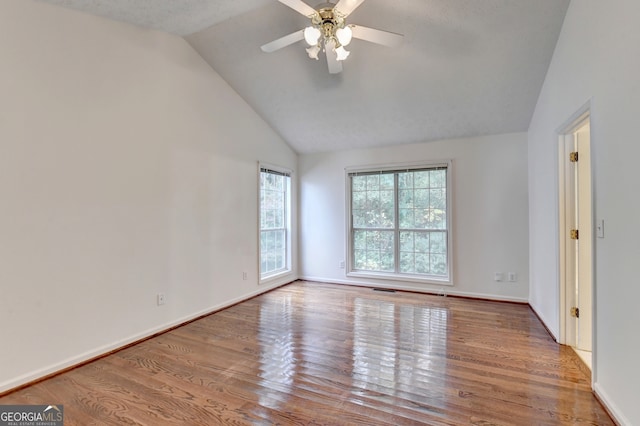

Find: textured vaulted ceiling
<box><xmin>37</xmin><ymin>0</ymin><xmax>570</xmax><ymax>154</ymax></box>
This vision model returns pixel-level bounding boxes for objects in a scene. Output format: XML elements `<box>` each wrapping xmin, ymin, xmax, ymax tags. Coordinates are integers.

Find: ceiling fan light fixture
<box><xmin>306</xmin><ymin>44</ymin><xmax>321</xmax><ymax>60</ymax></box>
<box><xmin>262</xmin><ymin>0</ymin><xmax>404</xmax><ymax>74</ymax></box>
<box><xmin>335</xmin><ymin>45</ymin><xmax>350</xmax><ymax>61</ymax></box>
<box><xmin>303</xmin><ymin>26</ymin><xmax>321</xmax><ymax>45</ymax></box>
<box><xmin>335</xmin><ymin>26</ymin><xmax>352</xmax><ymax>46</ymax></box>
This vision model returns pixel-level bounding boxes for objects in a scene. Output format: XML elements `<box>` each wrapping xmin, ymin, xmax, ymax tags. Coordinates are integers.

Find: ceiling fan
<box><xmin>261</xmin><ymin>0</ymin><xmax>403</xmax><ymax>74</ymax></box>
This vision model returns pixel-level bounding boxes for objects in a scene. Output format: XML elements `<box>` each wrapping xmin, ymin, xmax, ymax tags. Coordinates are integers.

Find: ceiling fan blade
<box><xmin>261</xmin><ymin>30</ymin><xmax>304</xmax><ymax>53</ymax></box>
<box><xmin>325</xmin><ymin>40</ymin><xmax>343</xmax><ymax>74</ymax></box>
<box><xmin>278</xmin><ymin>0</ymin><xmax>318</xmax><ymax>17</ymax></box>
<box><xmin>351</xmin><ymin>25</ymin><xmax>404</xmax><ymax>48</ymax></box>
<box><xmin>334</xmin><ymin>0</ymin><xmax>366</xmax><ymax>17</ymax></box>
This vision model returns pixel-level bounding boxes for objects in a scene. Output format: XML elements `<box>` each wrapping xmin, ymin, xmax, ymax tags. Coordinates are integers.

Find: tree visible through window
<box><xmin>349</xmin><ymin>165</ymin><xmax>450</xmax><ymax>281</ymax></box>
<box><xmin>260</xmin><ymin>167</ymin><xmax>291</xmax><ymax>279</ymax></box>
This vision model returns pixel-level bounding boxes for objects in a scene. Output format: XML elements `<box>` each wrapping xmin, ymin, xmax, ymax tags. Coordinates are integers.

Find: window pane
<box><xmin>431</xmin><ymin>254</ymin><xmax>447</xmax><ymax>275</ymax></box>
<box><xmin>380</xmin><ymin>190</ymin><xmax>394</xmax><ymax>208</ymax></box>
<box><xmin>368</xmin><ymin>251</ymin><xmax>381</xmax><ymax>268</ymax></box>
<box><xmin>400</xmin><ymin>231</ymin><xmax>414</xmax><ymax>252</ymax></box>
<box><xmin>399</xmin><ymin>208</ymin><xmax>414</xmax><ymax>229</ymax></box>
<box><xmin>275</xmin><ymin>210</ymin><xmax>283</xmax><ymax>228</ymax></box>
<box><xmin>415</xmin><ymin>209</ymin><xmax>429</xmax><ymax>228</ymax></box>
<box><xmin>353</xmin><ymin>209</ymin><xmax>366</xmax><ymax>228</ymax></box>
<box><xmin>261</xmin><ymin>229</ymin><xmax>287</xmax><ymax>275</ymax></box>
<box><xmin>416</xmin><ymin>253</ymin><xmax>430</xmax><ymax>274</ymax></box>
<box><xmin>367</xmin><ymin>190</ymin><xmax>380</xmax><ymax>212</ymax></box>
<box><xmin>380</xmin><ymin>190</ymin><xmax>394</xmax><ymax>227</ymax></box>
<box><xmin>352</xmin><ymin>230</ymin><xmax>394</xmax><ymax>272</ymax></box>
<box><xmin>399</xmin><ymin>189</ymin><xmax>413</xmax><ymax>209</ymax></box>
<box><xmin>398</xmin><ymin>168</ymin><xmax>447</xmax><ymax>232</ymax></box>
<box><xmin>352</xmin><ymin>174</ymin><xmax>394</xmax><ymax>230</ymax></box>
<box><xmin>349</xmin><ymin>167</ymin><xmax>449</xmax><ymax>279</ymax></box>
<box><xmin>353</xmin><ymin>175</ymin><xmax>367</xmax><ymax>191</ymax></box>
<box><xmin>380</xmin><ymin>174</ymin><xmax>394</xmax><ymax>189</ymax></box>
<box><xmin>381</xmin><ymin>206</ymin><xmax>394</xmax><ymax>228</ymax></box>
<box><xmin>430</xmin><ymin>232</ymin><xmax>447</xmax><ymax>254</ymax></box>
<box><xmin>265</xmin><ymin>209</ymin><xmax>275</xmax><ymax>228</ymax></box>
<box><xmin>414</xmin><ymin>189</ymin><xmax>429</xmax><ymax>208</ymax></box>
<box><xmin>430</xmin><ymin>209</ymin><xmax>446</xmax><ymax>230</ymax></box>
<box><xmin>415</xmin><ymin>232</ymin><xmax>430</xmax><ymax>253</ymax></box>
<box><xmin>414</xmin><ymin>171</ymin><xmax>429</xmax><ymax>188</ymax></box>
<box><xmin>400</xmin><ymin>252</ymin><xmax>415</xmax><ymax>273</ymax></box>
<box><xmin>381</xmin><ymin>251</ymin><xmax>394</xmax><ymax>271</ymax></box>
<box><xmin>354</xmin><ymin>231</ymin><xmax>366</xmax><ymax>249</ymax></box>
<box><xmin>430</xmin><ymin>170</ymin><xmax>446</xmax><ymax>188</ymax></box>
<box><xmin>430</xmin><ymin>189</ymin><xmax>445</xmax><ymax>209</ymax></box>
<box><xmin>354</xmin><ymin>249</ymin><xmax>367</xmax><ymax>269</ymax></box>
<box><xmin>366</xmin><ymin>175</ymin><xmax>380</xmax><ymax>191</ymax></box>
<box><xmin>353</xmin><ymin>191</ymin><xmax>366</xmax><ymax>209</ymax></box>
<box><xmin>260</xmin><ymin>170</ymin><xmax>290</xmax><ymax>278</ymax></box>
<box><xmin>398</xmin><ymin>172</ymin><xmax>413</xmax><ymax>189</ymax></box>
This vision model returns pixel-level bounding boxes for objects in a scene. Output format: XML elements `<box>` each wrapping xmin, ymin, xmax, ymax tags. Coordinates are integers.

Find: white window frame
<box><xmin>345</xmin><ymin>161</ymin><xmax>453</xmax><ymax>285</ymax></box>
<box><xmin>259</xmin><ymin>163</ymin><xmax>292</xmax><ymax>284</ymax></box>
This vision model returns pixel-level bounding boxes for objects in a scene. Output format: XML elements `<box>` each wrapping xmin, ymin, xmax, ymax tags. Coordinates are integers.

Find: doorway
<box><xmin>558</xmin><ymin>110</ymin><xmax>593</xmax><ymax>373</ymax></box>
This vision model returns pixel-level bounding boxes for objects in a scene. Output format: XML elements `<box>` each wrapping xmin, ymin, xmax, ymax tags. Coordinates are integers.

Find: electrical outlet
<box><xmin>242</xmin><ymin>272</ymin><xmax>247</xmax><ymax>280</ymax></box>
<box><xmin>507</xmin><ymin>272</ymin><xmax>517</xmax><ymax>282</ymax></box>
<box><xmin>494</xmin><ymin>272</ymin><xmax>504</xmax><ymax>282</ymax></box>
<box><xmin>157</xmin><ymin>293</ymin><xmax>165</xmax><ymax>306</ymax></box>
<box><xmin>339</xmin><ymin>260</ymin><xmax>345</xmax><ymax>269</ymax></box>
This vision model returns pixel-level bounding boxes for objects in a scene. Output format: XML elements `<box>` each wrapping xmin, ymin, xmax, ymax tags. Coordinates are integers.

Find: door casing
<box><xmin>557</xmin><ymin>104</ymin><xmax>594</xmax><ymax>382</ymax></box>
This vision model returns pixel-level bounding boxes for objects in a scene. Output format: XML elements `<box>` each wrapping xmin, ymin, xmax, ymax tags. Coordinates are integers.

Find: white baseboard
<box><xmin>594</xmin><ymin>382</ymin><xmax>631</xmax><ymax>426</ymax></box>
<box><xmin>299</xmin><ymin>275</ymin><xmax>528</xmax><ymax>303</ymax></box>
<box><xmin>0</xmin><ymin>279</ymin><xmax>289</xmax><ymax>394</ymax></box>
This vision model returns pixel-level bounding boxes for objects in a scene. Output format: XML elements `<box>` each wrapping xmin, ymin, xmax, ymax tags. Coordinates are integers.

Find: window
<box><xmin>260</xmin><ymin>166</ymin><xmax>291</xmax><ymax>281</ymax></box>
<box><xmin>348</xmin><ymin>163</ymin><xmax>451</xmax><ymax>283</ymax></box>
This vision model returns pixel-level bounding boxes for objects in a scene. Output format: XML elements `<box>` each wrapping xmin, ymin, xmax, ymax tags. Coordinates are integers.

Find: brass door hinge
<box><xmin>569</xmin><ymin>152</ymin><xmax>579</xmax><ymax>162</ymax></box>
<box><xmin>570</xmin><ymin>307</ymin><xmax>580</xmax><ymax>318</ymax></box>
<box><xmin>570</xmin><ymin>229</ymin><xmax>579</xmax><ymax>240</ymax></box>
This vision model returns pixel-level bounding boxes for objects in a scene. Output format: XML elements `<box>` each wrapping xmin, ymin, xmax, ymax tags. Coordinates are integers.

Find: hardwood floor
<box><xmin>1</xmin><ymin>281</ymin><xmax>613</xmax><ymax>425</ymax></box>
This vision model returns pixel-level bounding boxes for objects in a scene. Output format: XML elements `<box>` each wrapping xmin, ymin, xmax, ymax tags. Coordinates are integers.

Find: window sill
<box><xmin>347</xmin><ymin>271</ymin><xmax>452</xmax><ymax>286</ymax></box>
<box><xmin>260</xmin><ymin>269</ymin><xmax>293</xmax><ymax>285</ymax></box>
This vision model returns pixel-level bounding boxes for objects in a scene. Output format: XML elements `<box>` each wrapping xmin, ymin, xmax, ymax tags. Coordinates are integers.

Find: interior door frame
<box><xmin>557</xmin><ymin>101</ymin><xmax>595</xmax><ymax>384</ymax></box>
<box><xmin>558</xmin><ymin>130</ymin><xmax>578</xmax><ymax>347</ymax></box>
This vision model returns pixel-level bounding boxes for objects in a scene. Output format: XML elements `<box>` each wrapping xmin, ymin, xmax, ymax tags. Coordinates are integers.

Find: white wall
<box><xmin>528</xmin><ymin>0</ymin><xmax>640</xmax><ymax>424</ymax></box>
<box><xmin>0</xmin><ymin>0</ymin><xmax>297</xmax><ymax>392</ymax></box>
<box><xmin>299</xmin><ymin>133</ymin><xmax>529</xmax><ymax>301</ymax></box>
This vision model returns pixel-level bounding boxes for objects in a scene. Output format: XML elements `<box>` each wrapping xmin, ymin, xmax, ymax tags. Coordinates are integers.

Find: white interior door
<box><xmin>575</xmin><ymin>123</ymin><xmax>592</xmax><ymax>352</ymax></box>
<box><xmin>562</xmin><ymin>120</ymin><xmax>592</xmax><ymax>352</ymax></box>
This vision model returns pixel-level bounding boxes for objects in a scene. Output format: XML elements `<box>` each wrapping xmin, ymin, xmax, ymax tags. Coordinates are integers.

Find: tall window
<box><xmin>260</xmin><ymin>166</ymin><xmax>291</xmax><ymax>280</ymax></box>
<box><xmin>348</xmin><ymin>164</ymin><xmax>451</xmax><ymax>283</ymax></box>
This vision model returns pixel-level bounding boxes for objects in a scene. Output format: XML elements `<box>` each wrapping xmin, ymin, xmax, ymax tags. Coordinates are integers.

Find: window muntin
<box><xmin>260</xmin><ymin>167</ymin><xmax>291</xmax><ymax>279</ymax></box>
<box><xmin>349</xmin><ymin>165</ymin><xmax>450</xmax><ymax>282</ymax></box>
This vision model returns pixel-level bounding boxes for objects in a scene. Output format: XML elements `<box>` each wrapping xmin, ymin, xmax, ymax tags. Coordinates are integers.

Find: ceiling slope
<box><xmin>38</xmin><ymin>0</ymin><xmax>570</xmax><ymax>154</ymax></box>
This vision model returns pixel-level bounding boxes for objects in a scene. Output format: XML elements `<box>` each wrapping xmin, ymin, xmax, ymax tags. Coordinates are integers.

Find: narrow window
<box><xmin>348</xmin><ymin>163</ymin><xmax>451</xmax><ymax>283</ymax></box>
<box><xmin>260</xmin><ymin>166</ymin><xmax>291</xmax><ymax>281</ymax></box>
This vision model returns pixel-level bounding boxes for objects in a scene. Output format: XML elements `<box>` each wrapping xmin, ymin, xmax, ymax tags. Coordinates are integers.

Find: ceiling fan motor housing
<box><xmin>312</xmin><ymin>5</ymin><xmax>347</xmax><ymax>39</ymax></box>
